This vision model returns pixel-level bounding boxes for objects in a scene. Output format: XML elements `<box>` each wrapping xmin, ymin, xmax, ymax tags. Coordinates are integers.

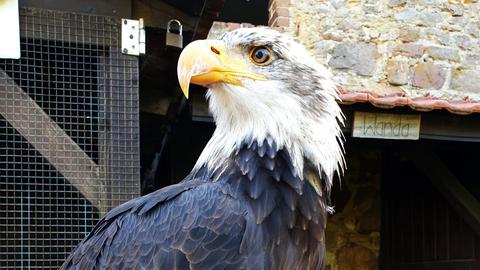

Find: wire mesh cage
<box><xmin>0</xmin><ymin>8</ymin><xmax>140</xmax><ymax>268</ymax></box>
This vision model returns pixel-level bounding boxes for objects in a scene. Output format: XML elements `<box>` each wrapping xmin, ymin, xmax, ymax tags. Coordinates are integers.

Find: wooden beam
<box><xmin>132</xmin><ymin>0</ymin><xmax>197</xmax><ymax>30</ymax></box>
<box><xmin>193</xmin><ymin>0</ymin><xmax>226</xmax><ymax>40</ymax></box>
<box><xmin>21</xmin><ymin>0</ymin><xmax>131</xmax><ymax>18</ymax></box>
<box><xmin>409</xmin><ymin>148</ymin><xmax>480</xmax><ymax>237</ymax></box>
<box><xmin>0</xmin><ymin>68</ymin><xmax>107</xmax><ymax>213</ymax></box>
<box><xmin>19</xmin><ymin>8</ymin><xmax>118</xmax><ymax>47</ymax></box>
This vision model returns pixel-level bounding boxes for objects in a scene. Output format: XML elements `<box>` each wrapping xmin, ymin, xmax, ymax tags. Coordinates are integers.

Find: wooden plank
<box><xmin>20</xmin><ymin>0</ymin><xmax>131</xmax><ymax>18</ymax></box>
<box><xmin>0</xmin><ymin>68</ymin><xmax>107</xmax><ymax>213</ymax></box>
<box><xmin>19</xmin><ymin>8</ymin><xmax>119</xmax><ymax>47</ymax></box>
<box><xmin>132</xmin><ymin>0</ymin><xmax>197</xmax><ymax>31</ymax></box>
<box><xmin>410</xmin><ymin>149</ymin><xmax>480</xmax><ymax>237</ymax></box>
<box><xmin>194</xmin><ymin>0</ymin><xmax>226</xmax><ymax>40</ymax></box>
<box><xmin>102</xmin><ymin>48</ymin><xmax>141</xmax><ymax>204</ymax></box>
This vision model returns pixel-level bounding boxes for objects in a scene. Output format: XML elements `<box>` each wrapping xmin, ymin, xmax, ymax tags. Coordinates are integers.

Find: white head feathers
<box><xmin>193</xmin><ymin>27</ymin><xmax>344</xmax><ymax>187</ymax></box>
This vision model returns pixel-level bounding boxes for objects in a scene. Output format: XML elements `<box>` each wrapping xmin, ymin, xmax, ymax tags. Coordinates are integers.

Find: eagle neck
<box><xmin>194</xmin><ymin>85</ymin><xmax>344</xmax><ymax>186</ymax></box>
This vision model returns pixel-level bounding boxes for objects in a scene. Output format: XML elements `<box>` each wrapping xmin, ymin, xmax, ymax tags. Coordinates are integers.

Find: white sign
<box><xmin>0</xmin><ymin>0</ymin><xmax>20</xmax><ymax>59</ymax></box>
<box><xmin>352</xmin><ymin>111</ymin><xmax>421</xmax><ymax>140</ymax></box>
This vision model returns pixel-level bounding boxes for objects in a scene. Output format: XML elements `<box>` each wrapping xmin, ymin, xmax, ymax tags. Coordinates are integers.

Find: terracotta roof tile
<box><xmin>338</xmin><ymin>90</ymin><xmax>480</xmax><ymax>115</ymax></box>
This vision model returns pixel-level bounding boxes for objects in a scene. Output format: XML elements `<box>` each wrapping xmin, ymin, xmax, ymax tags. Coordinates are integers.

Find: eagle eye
<box><xmin>249</xmin><ymin>46</ymin><xmax>272</xmax><ymax>65</ymax></box>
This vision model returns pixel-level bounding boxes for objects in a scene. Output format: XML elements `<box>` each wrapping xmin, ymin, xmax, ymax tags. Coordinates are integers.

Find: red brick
<box><xmin>269</xmin><ymin>0</ymin><xmax>290</xmax><ymax>13</ymax></box>
<box><xmin>275</xmin><ymin>0</ymin><xmax>290</xmax><ymax>7</ymax></box>
<box><xmin>273</xmin><ymin>16</ymin><xmax>289</xmax><ymax>27</ymax></box>
<box><xmin>276</xmin><ymin>7</ymin><xmax>289</xmax><ymax>17</ymax></box>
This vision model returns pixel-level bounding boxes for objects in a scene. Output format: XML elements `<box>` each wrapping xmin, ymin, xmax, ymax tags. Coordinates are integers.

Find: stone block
<box><xmin>353</xmin><ymin>187</ymin><xmax>376</xmax><ymax>215</ymax></box>
<box><xmin>417</xmin><ymin>0</ymin><xmax>441</xmax><ymax>5</ymax></box>
<box><xmin>358</xmin><ymin>202</ymin><xmax>381</xmax><ymax>234</ymax></box>
<box><xmin>337</xmin><ymin>244</ymin><xmax>377</xmax><ymax>270</ymax></box>
<box><xmin>394</xmin><ymin>43</ymin><xmax>424</xmax><ymax>57</ymax></box>
<box><xmin>412</xmin><ymin>62</ymin><xmax>447</xmax><ymax>89</ymax></box>
<box><xmin>338</xmin><ymin>19</ymin><xmax>360</xmax><ymax>31</ymax></box>
<box><xmin>419</xmin><ymin>11</ymin><xmax>445</xmax><ymax>26</ymax></box>
<box><xmin>388</xmin><ymin>0</ymin><xmax>406</xmax><ymax>6</ymax></box>
<box><xmin>322</xmin><ymin>30</ymin><xmax>344</xmax><ymax>42</ymax></box>
<box><xmin>466</xmin><ymin>21</ymin><xmax>480</xmax><ymax>38</ymax></box>
<box><xmin>463</xmin><ymin>54</ymin><xmax>480</xmax><ymax>69</ymax></box>
<box><xmin>394</xmin><ymin>8</ymin><xmax>418</xmax><ymax>21</ymax></box>
<box><xmin>453</xmin><ymin>34</ymin><xmax>475</xmax><ymax>50</ymax></box>
<box><xmin>315</xmin><ymin>40</ymin><xmax>337</xmax><ymax>56</ymax></box>
<box><xmin>426</xmin><ymin>46</ymin><xmax>460</xmax><ymax>61</ymax></box>
<box><xmin>452</xmin><ymin>14</ymin><xmax>470</xmax><ymax>26</ymax></box>
<box><xmin>399</xmin><ymin>27</ymin><xmax>419</xmax><ymax>42</ymax></box>
<box><xmin>443</xmin><ymin>3</ymin><xmax>464</xmax><ymax>16</ymax></box>
<box><xmin>328</xmin><ymin>43</ymin><xmax>378</xmax><ymax>76</ymax></box>
<box><xmin>422</xmin><ymin>27</ymin><xmax>452</xmax><ymax>46</ymax></box>
<box><xmin>329</xmin><ymin>0</ymin><xmax>345</xmax><ymax>9</ymax></box>
<box><xmin>326</xmin><ymin>224</ymin><xmax>347</xmax><ymax>251</ymax></box>
<box><xmin>387</xmin><ymin>60</ymin><xmax>409</xmax><ymax>85</ymax></box>
<box><xmin>451</xmin><ymin>69</ymin><xmax>480</xmax><ymax>93</ymax></box>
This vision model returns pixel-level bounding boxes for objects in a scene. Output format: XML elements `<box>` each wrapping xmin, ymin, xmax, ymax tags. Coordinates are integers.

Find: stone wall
<box><xmin>277</xmin><ymin>0</ymin><xmax>480</xmax><ymax>102</ymax></box>
<box><xmin>326</xmin><ymin>144</ymin><xmax>381</xmax><ymax>270</ymax></box>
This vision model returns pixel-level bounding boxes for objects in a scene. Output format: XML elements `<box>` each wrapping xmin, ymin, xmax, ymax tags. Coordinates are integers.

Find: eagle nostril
<box><xmin>210</xmin><ymin>46</ymin><xmax>220</xmax><ymax>55</ymax></box>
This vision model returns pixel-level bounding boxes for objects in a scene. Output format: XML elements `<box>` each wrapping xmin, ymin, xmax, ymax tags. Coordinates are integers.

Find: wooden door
<box><xmin>381</xmin><ymin>154</ymin><xmax>480</xmax><ymax>270</ymax></box>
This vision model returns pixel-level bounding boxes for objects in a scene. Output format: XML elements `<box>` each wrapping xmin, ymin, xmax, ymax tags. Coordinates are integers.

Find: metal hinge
<box><xmin>121</xmin><ymin>18</ymin><xmax>145</xmax><ymax>56</ymax></box>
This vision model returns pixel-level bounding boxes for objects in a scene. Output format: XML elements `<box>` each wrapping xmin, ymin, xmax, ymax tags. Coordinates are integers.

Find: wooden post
<box><xmin>0</xmin><ymin>68</ymin><xmax>107</xmax><ymax>213</ymax></box>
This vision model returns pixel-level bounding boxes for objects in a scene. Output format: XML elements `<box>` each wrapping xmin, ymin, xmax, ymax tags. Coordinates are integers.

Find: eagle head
<box><xmin>177</xmin><ymin>27</ymin><xmax>344</xmax><ymax>187</ymax></box>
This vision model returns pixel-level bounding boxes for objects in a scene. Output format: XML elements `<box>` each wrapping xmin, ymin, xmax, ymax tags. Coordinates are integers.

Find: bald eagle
<box><xmin>62</xmin><ymin>28</ymin><xmax>344</xmax><ymax>270</ymax></box>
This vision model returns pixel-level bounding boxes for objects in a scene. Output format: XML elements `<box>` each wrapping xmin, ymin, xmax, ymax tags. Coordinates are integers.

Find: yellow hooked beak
<box><xmin>177</xmin><ymin>40</ymin><xmax>267</xmax><ymax>98</ymax></box>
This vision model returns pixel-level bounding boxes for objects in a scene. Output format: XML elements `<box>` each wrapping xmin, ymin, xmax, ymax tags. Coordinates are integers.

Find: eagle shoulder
<box><xmin>61</xmin><ymin>178</ymin><xmax>249</xmax><ymax>270</ymax></box>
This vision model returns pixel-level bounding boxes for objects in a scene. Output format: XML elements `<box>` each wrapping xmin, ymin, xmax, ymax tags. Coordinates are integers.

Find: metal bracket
<box><xmin>121</xmin><ymin>18</ymin><xmax>145</xmax><ymax>56</ymax></box>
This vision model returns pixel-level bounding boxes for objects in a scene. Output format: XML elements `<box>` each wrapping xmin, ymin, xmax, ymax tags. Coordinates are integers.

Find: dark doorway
<box><xmin>381</xmin><ymin>142</ymin><xmax>480</xmax><ymax>270</ymax></box>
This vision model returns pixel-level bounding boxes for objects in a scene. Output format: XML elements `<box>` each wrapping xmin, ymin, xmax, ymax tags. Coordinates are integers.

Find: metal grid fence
<box><xmin>0</xmin><ymin>8</ymin><xmax>140</xmax><ymax>269</ymax></box>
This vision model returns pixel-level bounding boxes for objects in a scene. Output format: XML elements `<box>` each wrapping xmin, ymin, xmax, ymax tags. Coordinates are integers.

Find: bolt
<box><xmin>129</xmin><ymin>34</ymin><xmax>133</xmax><ymax>39</ymax></box>
<box><xmin>123</xmin><ymin>48</ymin><xmax>128</xmax><ymax>53</ymax></box>
<box><xmin>124</xmin><ymin>20</ymin><xmax>127</xmax><ymax>25</ymax></box>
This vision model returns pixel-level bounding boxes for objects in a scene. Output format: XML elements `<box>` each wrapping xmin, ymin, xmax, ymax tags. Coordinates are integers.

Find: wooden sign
<box><xmin>352</xmin><ymin>112</ymin><xmax>421</xmax><ymax>140</ymax></box>
<box><xmin>0</xmin><ymin>0</ymin><xmax>20</xmax><ymax>59</ymax></box>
